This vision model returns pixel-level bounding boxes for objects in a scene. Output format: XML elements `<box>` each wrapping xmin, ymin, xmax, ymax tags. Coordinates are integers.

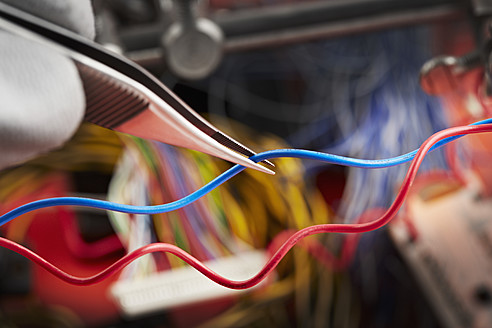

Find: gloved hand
<box><xmin>0</xmin><ymin>0</ymin><xmax>94</xmax><ymax>169</ymax></box>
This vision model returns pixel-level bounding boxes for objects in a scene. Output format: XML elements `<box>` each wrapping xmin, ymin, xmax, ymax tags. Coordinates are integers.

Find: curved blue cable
<box><xmin>1</xmin><ymin>118</ymin><xmax>491</xmax><ymax>227</ymax></box>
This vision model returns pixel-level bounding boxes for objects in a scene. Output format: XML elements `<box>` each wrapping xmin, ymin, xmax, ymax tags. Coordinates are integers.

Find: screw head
<box><xmin>163</xmin><ymin>18</ymin><xmax>224</xmax><ymax>80</ymax></box>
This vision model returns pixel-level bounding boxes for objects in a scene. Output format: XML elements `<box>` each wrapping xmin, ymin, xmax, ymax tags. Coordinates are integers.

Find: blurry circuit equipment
<box><xmin>93</xmin><ymin>0</ymin><xmax>470</xmax><ymax>76</ymax></box>
<box><xmin>3</xmin><ymin>0</ymin><xmax>492</xmax><ymax>328</ymax></box>
<box><xmin>390</xmin><ymin>18</ymin><xmax>492</xmax><ymax>328</ymax></box>
<box><xmin>391</xmin><ymin>174</ymin><xmax>492</xmax><ymax>328</ymax></box>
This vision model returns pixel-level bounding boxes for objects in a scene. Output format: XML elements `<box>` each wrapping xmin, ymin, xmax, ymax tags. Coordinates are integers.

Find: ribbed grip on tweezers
<box><xmin>77</xmin><ymin>63</ymin><xmax>149</xmax><ymax>130</ymax></box>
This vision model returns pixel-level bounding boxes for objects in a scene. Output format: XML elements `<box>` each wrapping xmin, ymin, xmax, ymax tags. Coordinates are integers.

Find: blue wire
<box><xmin>1</xmin><ymin>118</ymin><xmax>491</xmax><ymax>227</ymax></box>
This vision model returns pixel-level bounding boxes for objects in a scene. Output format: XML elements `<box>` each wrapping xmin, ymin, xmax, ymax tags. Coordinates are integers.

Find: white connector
<box><xmin>111</xmin><ymin>250</ymin><xmax>269</xmax><ymax>317</ymax></box>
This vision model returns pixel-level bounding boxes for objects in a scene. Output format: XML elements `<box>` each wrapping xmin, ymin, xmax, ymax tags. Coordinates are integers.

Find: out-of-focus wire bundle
<box><xmin>106</xmin><ymin>117</ymin><xmax>337</xmax><ymax>327</ymax></box>
<box><xmin>315</xmin><ymin>28</ymin><xmax>449</xmax><ymax>221</ymax></box>
<box><xmin>206</xmin><ymin>27</ymin><xmax>449</xmax><ymax>221</ymax></box>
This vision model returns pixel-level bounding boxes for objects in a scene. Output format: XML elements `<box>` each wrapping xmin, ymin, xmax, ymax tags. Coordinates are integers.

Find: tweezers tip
<box><xmin>252</xmin><ymin>162</ymin><xmax>275</xmax><ymax>175</ymax></box>
<box><xmin>211</xmin><ymin>131</ymin><xmax>275</xmax><ymax>168</ymax></box>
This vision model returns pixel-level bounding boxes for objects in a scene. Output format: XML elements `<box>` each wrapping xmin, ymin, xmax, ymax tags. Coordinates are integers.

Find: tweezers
<box><xmin>0</xmin><ymin>3</ymin><xmax>274</xmax><ymax>175</ymax></box>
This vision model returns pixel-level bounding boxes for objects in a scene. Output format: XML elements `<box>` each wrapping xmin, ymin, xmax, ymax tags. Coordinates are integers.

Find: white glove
<box><xmin>0</xmin><ymin>0</ymin><xmax>95</xmax><ymax>169</ymax></box>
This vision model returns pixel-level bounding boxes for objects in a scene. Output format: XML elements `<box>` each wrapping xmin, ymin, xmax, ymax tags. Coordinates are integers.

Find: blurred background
<box><xmin>2</xmin><ymin>0</ymin><xmax>492</xmax><ymax>327</ymax></box>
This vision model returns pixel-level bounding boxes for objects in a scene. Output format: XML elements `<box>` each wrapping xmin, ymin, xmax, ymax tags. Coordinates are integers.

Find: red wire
<box><xmin>1</xmin><ymin>123</ymin><xmax>491</xmax><ymax>289</ymax></box>
<box><xmin>266</xmin><ymin>208</ymin><xmax>387</xmax><ymax>272</ymax></box>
